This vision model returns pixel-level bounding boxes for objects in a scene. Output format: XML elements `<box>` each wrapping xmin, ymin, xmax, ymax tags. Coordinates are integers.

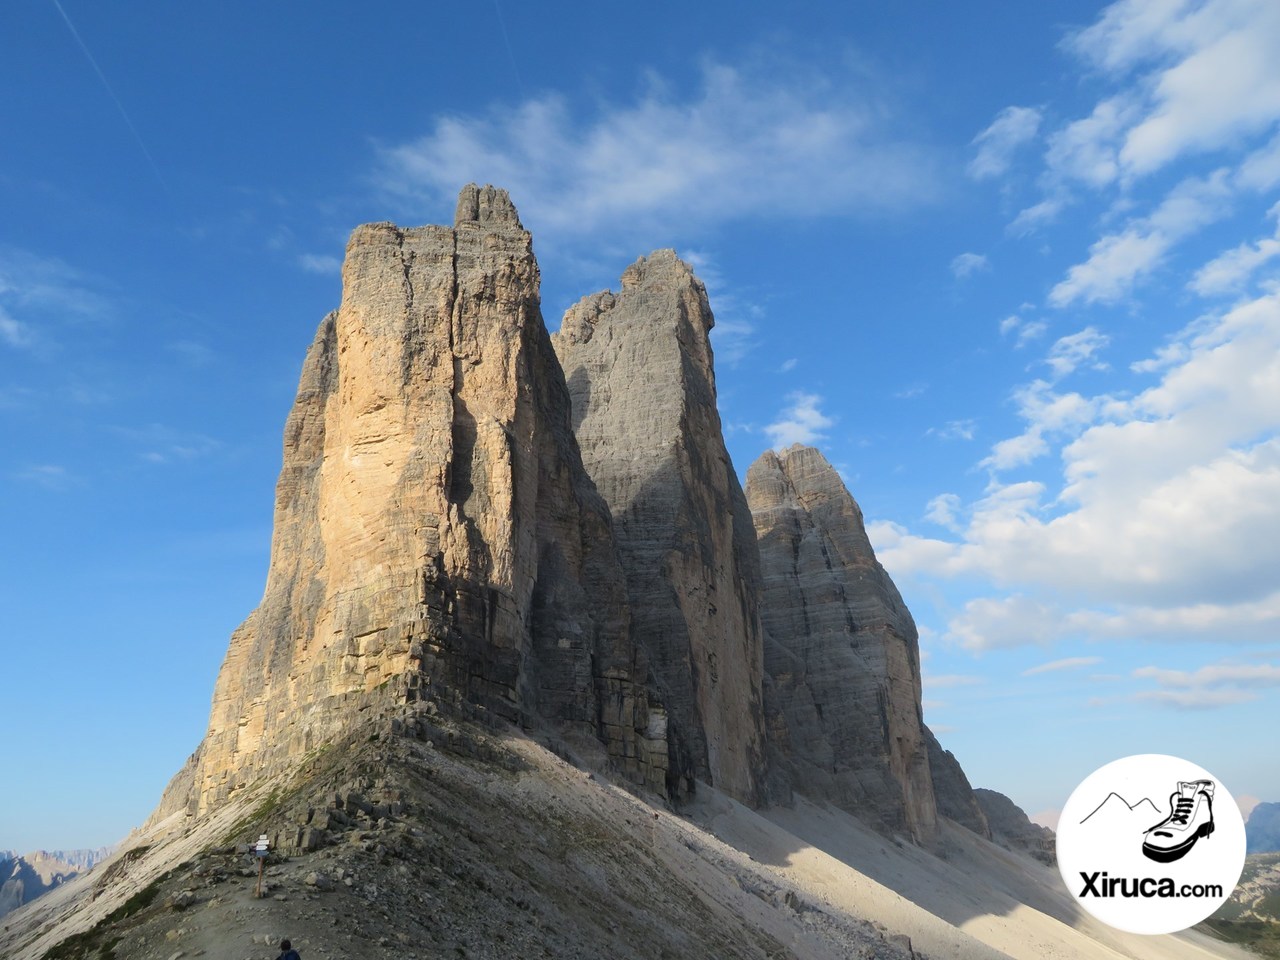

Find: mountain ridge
<box><xmin>3</xmin><ymin>184</ymin><xmax>1228</xmax><ymax>960</ymax></box>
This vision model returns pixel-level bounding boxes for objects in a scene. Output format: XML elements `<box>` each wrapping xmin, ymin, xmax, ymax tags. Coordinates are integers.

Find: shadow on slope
<box><xmin>692</xmin><ymin>786</ymin><xmax>1250</xmax><ymax>960</ymax></box>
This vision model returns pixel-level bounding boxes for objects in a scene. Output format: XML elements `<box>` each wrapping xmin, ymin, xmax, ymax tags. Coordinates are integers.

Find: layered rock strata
<box><xmin>552</xmin><ymin>251</ymin><xmax>766</xmax><ymax>804</ymax></box>
<box><xmin>161</xmin><ymin>186</ymin><xmax>669</xmax><ymax>817</ymax></box>
<box><xmin>746</xmin><ymin>445</ymin><xmax>937</xmax><ymax>841</ymax></box>
<box><xmin>925</xmin><ymin>727</ymin><xmax>991</xmax><ymax>838</ymax></box>
<box><xmin>974</xmin><ymin>788</ymin><xmax>1055</xmax><ymax>864</ymax></box>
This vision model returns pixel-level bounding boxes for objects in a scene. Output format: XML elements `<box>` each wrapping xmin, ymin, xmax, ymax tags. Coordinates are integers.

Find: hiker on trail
<box><xmin>277</xmin><ymin>938</ymin><xmax>301</xmax><ymax>960</ymax></box>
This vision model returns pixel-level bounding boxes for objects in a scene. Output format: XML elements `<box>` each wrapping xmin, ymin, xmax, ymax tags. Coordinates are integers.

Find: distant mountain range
<box><xmin>0</xmin><ymin>848</ymin><xmax>113</xmax><ymax>919</ymax></box>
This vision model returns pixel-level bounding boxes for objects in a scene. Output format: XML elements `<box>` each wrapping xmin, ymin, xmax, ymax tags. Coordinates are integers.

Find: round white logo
<box><xmin>1056</xmin><ymin>754</ymin><xmax>1246</xmax><ymax>934</ymax></box>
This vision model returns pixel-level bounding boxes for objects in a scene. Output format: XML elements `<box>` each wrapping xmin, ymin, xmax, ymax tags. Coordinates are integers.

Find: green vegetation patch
<box><xmin>40</xmin><ymin>867</ymin><xmax>176</xmax><ymax>960</ymax></box>
<box><xmin>1203</xmin><ymin>918</ymin><xmax>1280</xmax><ymax>959</ymax></box>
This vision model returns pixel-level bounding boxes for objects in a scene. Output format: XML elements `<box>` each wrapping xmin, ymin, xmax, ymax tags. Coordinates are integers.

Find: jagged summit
<box><xmin>156</xmin><ymin>185</ymin><xmax>671</xmax><ymax>821</ymax></box>
<box><xmin>7</xmin><ymin>185</ymin><xmax>1186</xmax><ymax>960</ymax></box>
<box><xmin>747</xmin><ymin>444</ymin><xmax>937</xmax><ymax>841</ymax></box>
<box><xmin>453</xmin><ymin>182</ymin><xmax>524</xmax><ymax>229</ymax></box>
<box><xmin>553</xmin><ymin>249</ymin><xmax>765</xmax><ymax>804</ymax></box>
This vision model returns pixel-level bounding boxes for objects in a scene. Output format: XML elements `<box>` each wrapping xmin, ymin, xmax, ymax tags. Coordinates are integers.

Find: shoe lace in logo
<box><xmin>1151</xmin><ymin>795</ymin><xmax>1196</xmax><ymax>837</ymax></box>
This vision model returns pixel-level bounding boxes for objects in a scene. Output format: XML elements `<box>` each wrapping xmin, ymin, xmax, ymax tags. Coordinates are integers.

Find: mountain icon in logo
<box><xmin>1077</xmin><ymin>782</ymin><xmax>1218</xmax><ymax>864</ymax></box>
<box><xmin>1079</xmin><ymin>792</ymin><xmax>1162</xmax><ymax>827</ymax></box>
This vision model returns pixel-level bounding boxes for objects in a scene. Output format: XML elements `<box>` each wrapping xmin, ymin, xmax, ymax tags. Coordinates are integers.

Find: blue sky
<box><xmin>3</xmin><ymin>0</ymin><xmax>1279</xmax><ymax>852</ymax></box>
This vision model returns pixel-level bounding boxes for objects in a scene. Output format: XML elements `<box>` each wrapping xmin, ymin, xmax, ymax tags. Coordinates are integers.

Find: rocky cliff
<box><xmin>925</xmin><ymin>727</ymin><xmax>991</xmax><ymax>838</ymax></box>
<box><xmin>0</xmin><ymin>853</ymin><xmax>80</xmax><ymax>919</ymax></box>
<box><xmin>552</xmin><ymin>251</ymin><xmax>766</xmax><ymax>804</ymax></box>
<box><xmin>973</xmin><ymin>789</ymin><xmax>1055</xmax><ymax>865</ymax></box>
<box><xmin>746</xmin><ymin>445</ymin><xmax>937</xmax><ymax>842</ymax></box>
<box><xmin>158</xmin><ymin>186</ymin><xmax>671</xmax><ymax>819</ymax></box>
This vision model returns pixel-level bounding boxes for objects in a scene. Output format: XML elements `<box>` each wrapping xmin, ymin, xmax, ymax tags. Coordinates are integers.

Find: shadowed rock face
<box><xmin>974</xmin><ymin>788</ymin><xmax>1055</xmax><ymax>864</ymax></box>
<box><xmin>746</xmin><ymin>445</ymin><xmax>937</xmax><ymax>841</ymax></box>
<box><xmin>925</xmin><ymin>727</ymin><xmax>991</xmax><ymax>839</ymax></box>
<box><xmin>552</xmin><ymin>251</ymin><xmax>766</xmax><ymax>804</ymax></box>
<box><xmin>158</xmin><ymin>185</ymin><xmax>670</xmax><ymax>818</ymax></box>
<box><xmin>1247</xmin><ymin>801</ymin><xmax>1280</xmax><ymax>853</ymax></box>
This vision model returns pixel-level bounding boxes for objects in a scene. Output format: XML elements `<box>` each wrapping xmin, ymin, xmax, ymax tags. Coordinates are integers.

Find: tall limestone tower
<box><xmin>159</xmin><ymin>186</ymin><xmax>672</xmax><ymax>818</ymax></box>
<box><xmin>553</xmin><ymin>251</ymin><xmax>768</xmax><ymax>805</ymax></box>
<box><xmin>748</xmin><ymin>445</ymin><xmax>938</xmax><ymax>842</ymax></box>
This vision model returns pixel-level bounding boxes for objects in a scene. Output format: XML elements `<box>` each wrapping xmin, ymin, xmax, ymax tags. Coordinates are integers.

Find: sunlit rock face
<box><xmin>747</xmin><ymin>445</ymin><xmax>937</xmax><ymax>841</ymax></box>
<box><xmin>553</xmin><ymin>250</ymin><xmax>767</xmax><ymax>805</ymax></box>
<box><xmin>157</xmin><ymin>186</ymin><xmax>670</xmax><ymax>819</ymax></box>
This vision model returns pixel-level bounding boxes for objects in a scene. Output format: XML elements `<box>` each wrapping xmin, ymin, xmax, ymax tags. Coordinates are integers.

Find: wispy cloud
<box><xmin>297</xmin><ymin>253</ymin><xmax>342</xmax><ymax>274</ymax></box>
<box><xmin>0</xmin><ymin>248</ymin><xmax>110</xmax><ymax>353</ymax></box>
<box><xmin>763</xmin><ymin>391</ymin><xmax>836</xmax><ymax>449</ymax></box>
<box><xmin>0</xmin><ymin>306</ymin><xmax>32</xmax><ymax>348</ymax></box>
<box><xmin>683</xmin><ymin>249</ymin><xmax>762</xmax><ymax>367</ymax></box>
<box><xmin>374</xmin><ymin>58</ymin><xmax>938</xmax><ymax>246</ymax></box>
<box><xmin>113</xmin><ymin>424</ymin><xmax>222</xmax><ymax>465</ymax></box>
<box><xmin>1022</xmin><ymin>656</ymin><xmax>1102</xmax><ymax>677</ymax></box>
<box><xmin>968</xmin><ymin>106</ymin><xmax>1042</xmax><ymax>180</ymax></box>
<box><xmin>927</xmin><ymin>420</ymin><xmax>977</xmax><ymax>441</ymax></box>
<box><xmin>950</xmin><ymin>252</ymin><xmax>989</xmax><ymax>279</ymax></box>
<box><xmin>11</xmin><ymin>464</ymin><xmax>74</xmax><ymax>490</ymax></box>
<box><xmin>1049</xmin><ymin>171</ymin><xmax>1233</xmax><ymax>307</ymax></box>
<box><xmin>923</xmin><ymin>673</ymin><xmax>986</xmax><ymax>689</ymax></box>
<box><xmin>1000</xmin><ymin>314</ymin><xmax>1048</xmax><ymax>348</ymax></box>
<box><xmin>1045</xmin><ymin>327</ymin><xmax>1111</xmax><ymax>378</ymax></box>
<box><xmin>1190</xmin><ymin>201</ymin><xmax>1280</xmax><ymax>296</ymax></box>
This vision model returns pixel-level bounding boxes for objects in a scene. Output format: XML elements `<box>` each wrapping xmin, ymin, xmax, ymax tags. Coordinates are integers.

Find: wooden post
<box><xmin>254</xmin><ymin>834</ymin><xmax>270</xmax><ymax>898</ymax></box>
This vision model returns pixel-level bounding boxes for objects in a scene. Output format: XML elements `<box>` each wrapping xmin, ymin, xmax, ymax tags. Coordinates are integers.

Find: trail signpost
<box><xmin>254</xmin><ymin>834</ymin><xmax>269</xmax><ymax>898</ymax></box>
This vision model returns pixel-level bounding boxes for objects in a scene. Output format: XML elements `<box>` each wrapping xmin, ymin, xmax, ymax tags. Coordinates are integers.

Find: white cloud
<box><xmin>1049</xmin><ymin>171</ymin><xmax>1233</xmax><ymax>306</ymax></box>
<box><xmin>979</xmin><ymin>429</ymin><xmax>1048</xmax><ymax>470</ymax></box>
<box><xmin>927</xmin><ymin>420</ymin><xmax>977</xmax><ymax>441</ymax></box>
<box><xmin>1045</xmin><ymin>327</ymin><xmax>1111</xmax><ymax>378</ymax></box>
<box><xmin>779</xmin><ymin>358</ymin><xmax>798</xmax><ymax>373</ymax></box>
<box><xmin>1022</xmin><ymin>656</ymin><xmax>1103</xmax><ymax>676</ymax></box>
<box><xmin>1009</xmin><ymin>195</ymin><xmax>1070</xmax><ymax>234</ymax></box>
<box><xmin>944</xmin><ymin>595</ymin><xmax>1064</xmax><ymax>651</ymax></box>
<box><xmin>0</xmin><ymin>306</ymin><xmax>32</xmax><ymax>348</ymax></box>
<box><xmin>297</xmin><ymin>253</ymin><xmax>341</xmax><ymax>274</ymax></box>
<box><xmin>1238</xmin><ymin>130</ymin><xmax>1280</xmax><ymax>191</ymax></box>
<box><xmin>879</xmin><ymin>289</ymin><xmax>1280</xmax><ymax>637</ymax></box>
<box><xmin>375</xmin><ymin>59</ymin><xmax>936</xmax><ymax>244</ymax></box>
<box><xmin>925</xmin><ymin>493</ymin><xmax>962</xmax><ymax>531</ymax></box>
<box><xmin>950</xmin><ymin>252</ymin><xmax>990</xmax><ymax>278</ymax></box>
<box><xmin>0</xmin><ymin>248</ymin><xmax>107</xmax><ymax>351</ymax></box>
<box><xmin>1190</xmin><ymin>202</ymin><xmax>1280</xmax><ymax>295</ymax></box>
<box><xmin>1062</xmin><ymin>0</ymin><xmax>1280</xmax><ymax>181</ymax></box>
<box><xmin>999</xmin><ymin>315</ymin><xmax>1050</xmax><ymax>348</ymax></box>
<box><xmin>763</xmin><ymin>392</ymin><xmax>836</xmax><ymax>449</ymax></box>
<box><xmin>969</xmin><ymin>106</ymin><xmax>1043</xmax><ymax>180</ymax></box>
<box><xmin>1045</xmin><ymin>96</ymin><xmax>1138</xmax><ymax>188</ymax></box>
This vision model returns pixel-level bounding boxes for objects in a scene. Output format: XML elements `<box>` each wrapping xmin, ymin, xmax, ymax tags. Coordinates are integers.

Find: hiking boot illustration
<box><xmin>1142</xmin><ymin>779</ymin><xmax>1215</xmax><ymax>863</ymax></box>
